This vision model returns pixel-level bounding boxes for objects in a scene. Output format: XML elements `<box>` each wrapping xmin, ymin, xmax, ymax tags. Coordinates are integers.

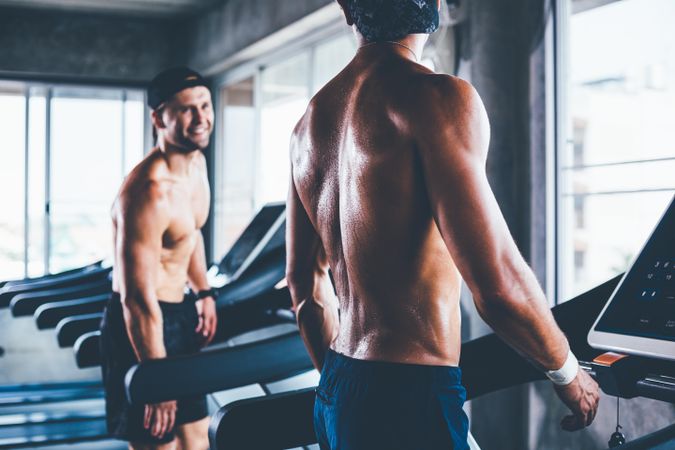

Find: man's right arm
<box><xmin>115</xmin><ymin>182</ymin><xmax>176</xmax><ymax>439</ymax></box>
<box><xmin>116</xmin><ymin>182</ymin><xmax>170</xmax><ymax>360</ymax></box>
<box><xmin>413</xmin><ymin>75</ymin><xmax>599</xmax><ymax>431</ymax></box>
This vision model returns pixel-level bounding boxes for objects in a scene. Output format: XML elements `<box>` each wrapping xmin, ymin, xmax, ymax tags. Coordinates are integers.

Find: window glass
<box><xmin>27</xmin><ymin>91</ymin><xmax>47</xmax><ymax>277</ymax></box>
<box><xmin>0</xmin><ymin>92</ymin><xmax>26</xmax><ymax>279</ymax></box>
<box><xmin>0</xmin><ymin>84</ymin><xmax>145</xmax><ymax>277</ymax></box>
<box><xmin>215</xmin><ymin>33</ymin><xmax>359</xmax><ymax>257</ymax></box>
<box><xmin>49</xmin><ymin>92</ymin><xmax>123</xmax><ymax>272</ymax></box>
<box><xmin>313</xmin><ymin>34</ymin><xmax>356</xmax><ymax>94</ymax></box>
<box><xmin>124</xmin><ymin>93</ymin><xmax>145</xmax><ymax>175</ymax></box>
<box><xmin>560</xmin><ymin>0</ymin><xmax>675</xmax><ymax>299</ymax></box>
<box><xmin>258</xmin><ymin>51</ymin><xmax>311</xmax><ymax>208</ymax></box>
<box><xmin>216</xmin><ymin>77</ymin><xmax>257</xmax><ymax>255</ymax></box>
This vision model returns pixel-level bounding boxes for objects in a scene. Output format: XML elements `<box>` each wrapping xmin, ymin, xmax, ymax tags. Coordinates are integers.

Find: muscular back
<box><xmin>291</xmin><ymin>52</ymin><xmax>463</xmax><ymax>365</ymax></box>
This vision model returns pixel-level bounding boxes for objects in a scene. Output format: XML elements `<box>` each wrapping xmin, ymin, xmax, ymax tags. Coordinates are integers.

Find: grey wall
<box><xmin>456</xmin><ymin>2</ymin><xmax>550</xmax><ymax>445</ymax></box>
<box><xmin>0</xmin><ymin>7</ymin><xmax>185</xmax><ymax>84</ymax></box>
<box><xmin>185</xmin><ymin>0</ymin><xmax>333</xmax><ymax>74</ymax></box>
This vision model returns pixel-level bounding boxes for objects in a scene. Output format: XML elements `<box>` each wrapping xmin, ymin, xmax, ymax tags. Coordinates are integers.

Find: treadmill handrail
<box><xmin>215</xmin><ymin>249</ymin><xmax>286</xmax><ymax>309</ymax></box>
<box><xmin>74</xmin><ymin>331</ymin><xmax>102</xmax><ymax>369</ymax></box>
<box><xmin>0</xmin><ymin>266</ymin><xmax>110</xmax><ymax>295</ymax></box>
<box><xmin>0</xmin><ymin>260</ymin><xmax>102</xmax><ymax>288</ymax></box>
<box><xmin>34</xmin><ymin>293</ymin><xmax>109</xmax><ymax>329</ymax></box>
<box><xmin>209</xmin><ymin>387</ymin><xmax>316</xmax><ymax>450</ymax></box>
<box><xmin>56</xmin><ymin>313</ymin><xmax>104</xmax><ymax>348</ymax></box>
<box><xmin>10</xmin><ymin>281</ymin><xmax>111</xmax><ymax>316</ymax></box>
<box><xmin>125</xmin><ymin>330</ymin><xmax>312</xmax><ymax>405</ymax></box>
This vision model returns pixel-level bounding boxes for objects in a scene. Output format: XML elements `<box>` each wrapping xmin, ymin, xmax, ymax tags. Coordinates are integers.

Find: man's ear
<box><xmin>151</xmin><ymin>109</ymin><xmax>166</xmax><ymax>130</ymax></box>
<box><xmin>336</xmin><ymin>0</ymin><xmax>354</xmax><ymax>26</ymax></box>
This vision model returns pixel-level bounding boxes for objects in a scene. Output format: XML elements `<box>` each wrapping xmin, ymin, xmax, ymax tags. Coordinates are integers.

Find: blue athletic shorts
<box><xmin>314</xmin><ymin>349</ymin><xmax>470</xmax><ymax>450</ymax></box>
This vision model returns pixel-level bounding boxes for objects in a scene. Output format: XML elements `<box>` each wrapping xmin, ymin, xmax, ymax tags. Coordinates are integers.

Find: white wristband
<box><xmin>545</xmin><ymin>350</ymin><xmax>579</xmax><ymax>386</ymax></box>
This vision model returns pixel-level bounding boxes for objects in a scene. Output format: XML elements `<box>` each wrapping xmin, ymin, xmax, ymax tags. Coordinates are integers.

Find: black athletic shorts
<box><xmin>99</xmin><ymin>292</ymin><xmax>208</xmax><ymax>444</ymax></box>
<box><xmin>314</xmin><ymin>349</ymin><xmax>470</xmax><ymax>450</ymax></box>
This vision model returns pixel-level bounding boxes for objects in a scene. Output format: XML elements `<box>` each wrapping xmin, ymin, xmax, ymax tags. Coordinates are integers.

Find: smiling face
<box><xmin>154</xmin><ymin>86</ymin><xmax>214</xmax><ymax>152</ymax></box>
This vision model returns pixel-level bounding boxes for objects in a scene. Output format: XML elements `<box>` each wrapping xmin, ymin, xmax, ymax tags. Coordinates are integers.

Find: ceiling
<box><xmin>0</xmin><ymin>0</ymin><xmax>222</xmax><ymax>17</ymax></box>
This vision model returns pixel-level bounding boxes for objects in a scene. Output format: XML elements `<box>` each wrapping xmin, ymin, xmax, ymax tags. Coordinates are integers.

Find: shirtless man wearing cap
<box><xmin>286</xmin><ymin>1</ymin><xmax>600</xmax><ymax>448</ymax></box>
<box><xmin>100</xmin><ymin>67</ymin><xmax>217</xmax><ymax>450</ymax></box>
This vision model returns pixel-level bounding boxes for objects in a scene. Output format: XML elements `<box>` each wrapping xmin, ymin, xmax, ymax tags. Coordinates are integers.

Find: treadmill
<box><xmin>0</xmin><ymin>261</ymin><xmax>103</xmax><ymax>290</ymax></box>
<box><xmin>0</xmin><ymin>264</ymin><xmax>111</xmax><ymax>309</ymax></box>
<box><xmin>210</xmin><ymin>197</ymin><xmax>675</xmax><ymax>450</ymax></box>
<box><xmin>0</xmin><ymin>316</ymin><xmax>313</xmax><ymax>448</ymax></box>
<box><xmin>0</xmin><ymin>204</ymin><xmax>291</xmax><ymax>448</ymax></box>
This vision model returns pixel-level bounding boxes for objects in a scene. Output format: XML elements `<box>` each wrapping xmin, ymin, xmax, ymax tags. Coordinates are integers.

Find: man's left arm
<box><xmin>188</xmin><ymin>231</ymin><xmax>217</xmax><ymax>345</ymax></box>
<box><xmin>286</xmin><ymin>164</ymin><xmax>339</xmax><ymax>371</ymax></box>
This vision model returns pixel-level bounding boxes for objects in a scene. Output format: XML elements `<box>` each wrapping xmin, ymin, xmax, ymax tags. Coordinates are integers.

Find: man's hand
<box><xmin>195</xmin><ymin>297</ymin><xmax>217</xmax><ymax>346</ymax></box>
<box><xmin>144</xmin><ymin>400</ymin><xmax>177</xmax><ymax>439</ymax></box>
<box><xmin>554</xmin><ymin>369</ymin><xmax>601</xmax><ymax>431</ymax></box>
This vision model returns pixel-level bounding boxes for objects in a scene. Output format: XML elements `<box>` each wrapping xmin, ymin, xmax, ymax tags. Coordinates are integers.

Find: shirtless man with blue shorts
<box><xmin>286</xmin><ymin>1</ymin><xmax>601</xmax><ymax>448</ymax></box>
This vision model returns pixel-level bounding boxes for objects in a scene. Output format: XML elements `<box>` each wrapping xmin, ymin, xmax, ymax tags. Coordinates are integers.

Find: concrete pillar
<box><xmin>462</xmin><ymin>1</ymin><xmax>551</xmax><ymax>448</ymax></box>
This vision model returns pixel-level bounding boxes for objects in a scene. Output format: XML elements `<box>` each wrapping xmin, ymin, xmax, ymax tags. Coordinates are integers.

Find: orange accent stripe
<box><xmin>593</xmin><ymin>352</ymin><xmax>628</xmax><ymax>366</ymax></box>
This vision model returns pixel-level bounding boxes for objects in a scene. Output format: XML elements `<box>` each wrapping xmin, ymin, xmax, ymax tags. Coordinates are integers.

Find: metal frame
<box><xmin>44</xmin><ymin>87</ymin><xmax>52</xmax><ymax>274</ymax></box>
<box><xmin>554</xmin><ymin>0</ymin><xmax>571</xmax><ymax>304</ymax></box>
<box><xmin>23</xmin><ymin>87</ymin><xmax>30</xmax><ymax>277</ymax></box>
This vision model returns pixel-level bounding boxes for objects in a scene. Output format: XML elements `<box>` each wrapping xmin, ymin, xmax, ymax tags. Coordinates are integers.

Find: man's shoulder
<box><xmin>402</xmin><ymin>72</ymin><xmax>479</xmax><ymax>118</ymax></box>
<box><xmin>399</xmin><ymin>72</ymin><xmax>487</xmax><ymax>143</ymax></box>
<box><xmin>117</xmin><ymin>154</ymin><xmax>171</xmax><ymax>214</ymax></box>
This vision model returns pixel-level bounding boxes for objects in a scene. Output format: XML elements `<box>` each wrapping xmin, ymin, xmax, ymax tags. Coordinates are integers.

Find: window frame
<box><xmin>0</xmin><ymin>79</ymin><xmax>148</xmax><ymax>277</ymax></box>
<box><xmin>211</xmin><ymin>25</ymin><xmax>354</xmax><ymax>258</ymax></box>
<box><xmin>554</xmin><ymin>0</ymin><xmax>675</xmax><ymax>302</ymax></box>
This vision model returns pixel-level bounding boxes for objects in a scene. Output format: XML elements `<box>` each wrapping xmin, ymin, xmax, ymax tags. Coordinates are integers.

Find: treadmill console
<box><xmin>217</xmin><ymin>202</ymin><xmax>286</xmax><ymax>279</ymax></box>
<box><xmin>588</xmin><ymin>195</ymin><xmax>675</xmax><ymax>361</ymax></box>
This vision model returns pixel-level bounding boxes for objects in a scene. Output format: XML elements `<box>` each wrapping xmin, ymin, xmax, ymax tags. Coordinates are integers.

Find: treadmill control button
<box><xmin>640</xmin><ymin>289</ymin><xmax>658</xmax><ymax>300</ymax></box>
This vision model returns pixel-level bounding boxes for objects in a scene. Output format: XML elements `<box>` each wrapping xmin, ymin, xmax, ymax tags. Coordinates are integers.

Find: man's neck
<box><xmin>355</xmin><ymin>34</ymin><xmax>428</xmax><ymax>63</ymax></box>
<box><xmin>156</xmin><ymin>141</ymin><xmax>201</xmax><ymax>177</ymax></box>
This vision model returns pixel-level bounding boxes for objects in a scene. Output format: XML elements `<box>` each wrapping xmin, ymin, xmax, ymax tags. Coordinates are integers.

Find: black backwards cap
<box><xmin>347</xmin><ymin>0</ymin><xmax>439</xmax><ymax>42</ymax></box>
<box><xmin>147</xmin><ymin>67</ymin><xmax>209</xmax><ymax>110</ymax></box>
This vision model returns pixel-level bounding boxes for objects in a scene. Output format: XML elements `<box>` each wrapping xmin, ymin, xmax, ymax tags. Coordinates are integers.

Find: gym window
<box><xmin>212</xmin><ymin>32</ymin><xmax>356</xmax><ymax>255</ymax></box>
<box><xmin>0</xmin><ymin>82</ymin><xmax>146</xmax><ymax>279</ymax></box>
<box><xmin>557</xmin><ymin>0</ymin><xmax>675</xmax><ymax>300</ymax></box>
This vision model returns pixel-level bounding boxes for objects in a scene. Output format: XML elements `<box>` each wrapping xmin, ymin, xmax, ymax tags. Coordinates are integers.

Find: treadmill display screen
<box><xmin>218</xmin><ymin>203</ymin><xmax>285</xmax><ymax>278</ymax></box>
<box><xmin>594</xmin><ymin>196</ymin><xmax>675</xmax><ymax>342</ymax></box>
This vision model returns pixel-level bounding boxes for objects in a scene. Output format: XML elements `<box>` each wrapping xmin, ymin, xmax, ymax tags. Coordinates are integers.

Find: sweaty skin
<box><xmin>111</xmin><ymin>86</ymin><xmax>216</xmax><ymax>450</ymax></box>
<box><xmin>287</xmin><ymin>3</ymin><xmax>599</xmax><ymax>433</ymax></box>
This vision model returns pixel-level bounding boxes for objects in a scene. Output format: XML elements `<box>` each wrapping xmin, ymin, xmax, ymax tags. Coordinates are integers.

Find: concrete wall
<box><xmin>185</xmin><ymin>0</ymin><xmax>333</xmax><ymax>74</ymax></box>
<box><xmin>0</xmin><ymin>7</ymin><xmax>185</xmax><ymax>84</ymax></box>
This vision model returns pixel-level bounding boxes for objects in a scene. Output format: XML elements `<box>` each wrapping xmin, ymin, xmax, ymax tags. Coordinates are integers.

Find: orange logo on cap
<box><xmin>185</xmin><ymin>76</ymin><xmax>198</xmax><ymax>80</ymax></box>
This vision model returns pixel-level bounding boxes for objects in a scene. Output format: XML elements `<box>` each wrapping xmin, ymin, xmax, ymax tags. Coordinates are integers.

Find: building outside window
<box><xmin>0</xmin><ymin>83</ymin><xmax>145</xmax><ymax>279</ymax></box>
<box><xmin>559</xmin><ymin>0</ymin><xmax>675</xmax><ymax>300</ymax></box>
